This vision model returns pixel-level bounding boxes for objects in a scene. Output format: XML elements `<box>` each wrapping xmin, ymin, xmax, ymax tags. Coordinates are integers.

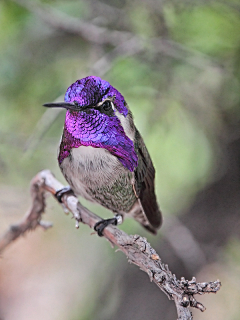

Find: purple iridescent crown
<box><xmin>65</xmin><ymin>76</ymin><xmax>128</xmax><ymax>117</ymax></box>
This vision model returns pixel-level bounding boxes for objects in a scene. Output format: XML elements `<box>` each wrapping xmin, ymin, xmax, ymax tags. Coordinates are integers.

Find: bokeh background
<box><xmin>1</xmin><ymin>0</ymin><xmax>240</xmax><ymax>319</ymax></box>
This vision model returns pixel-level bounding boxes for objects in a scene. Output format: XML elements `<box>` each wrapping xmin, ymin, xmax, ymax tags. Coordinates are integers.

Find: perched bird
<box><xmin>44</xmin><ymin>76</ymin><xmax>162</xmax><ymax>236</ymax></box>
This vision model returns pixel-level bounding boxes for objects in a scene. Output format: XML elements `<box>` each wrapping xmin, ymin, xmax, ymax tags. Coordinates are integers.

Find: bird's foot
<box><xmin>94</xmin><ymin>214</ymin><xmax>123</xmax><ymax>237</ymax></box>
<box><xmin>55</xmin><ymin>186</ymin><xmax>75</xmax><ymax>203</ymax></box>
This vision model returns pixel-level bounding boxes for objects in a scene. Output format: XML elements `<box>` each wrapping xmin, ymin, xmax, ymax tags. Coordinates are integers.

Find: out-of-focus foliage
<box><xmin>1</xmin><ymin>0</ymin><xmax>240</xmax><ymax>319</ymax></box>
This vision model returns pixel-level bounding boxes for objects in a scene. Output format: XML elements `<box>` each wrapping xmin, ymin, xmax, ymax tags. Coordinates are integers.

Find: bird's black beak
<box><xmin>43</xmin><ymin>102</ymin><xmax>82</xmax><ymax>111</ymax></box>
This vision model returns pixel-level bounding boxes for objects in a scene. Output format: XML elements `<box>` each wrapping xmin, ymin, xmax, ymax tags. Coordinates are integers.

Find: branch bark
<box><xmin>0</xmin><ymin>170</ymin><xmax>221</xmax><ymax>320</ymax></box>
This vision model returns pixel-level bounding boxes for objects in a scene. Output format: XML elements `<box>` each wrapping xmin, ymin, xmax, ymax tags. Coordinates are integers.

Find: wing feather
<box><xmin>134</xmin><ymin>129</ymin><xmax>162</xmax><ymax>229</ymax></box>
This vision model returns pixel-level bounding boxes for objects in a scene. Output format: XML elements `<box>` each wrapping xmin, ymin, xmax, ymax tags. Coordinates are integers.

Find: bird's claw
<box><xmin>94</xmin><ymin>217</ymin><xmax>118</xmax><ymax>237</ymax></box>
<box><xmin>55</xmin><ymin>186</ymin><xmax>75</xmax><ymax>203</ymax></box>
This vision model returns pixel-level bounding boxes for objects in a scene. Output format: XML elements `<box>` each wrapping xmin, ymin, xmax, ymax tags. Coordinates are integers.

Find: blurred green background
<box><xmin>1</xmin><ymin>0</ymin><xmax>240</xmax><ymax>319</ymax></box>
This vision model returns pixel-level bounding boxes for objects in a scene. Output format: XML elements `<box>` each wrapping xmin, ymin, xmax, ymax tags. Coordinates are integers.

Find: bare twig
<box><xmin>0</xmin><ymin>170</ymin><xmax>221</xmax><ymax>320</ymax></box>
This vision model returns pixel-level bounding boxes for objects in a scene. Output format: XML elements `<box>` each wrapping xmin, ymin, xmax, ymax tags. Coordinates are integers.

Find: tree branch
<box><xmin>0</xmin><ymin>170</ymin><xmax>221</xmax><ymax>320</ymax></box>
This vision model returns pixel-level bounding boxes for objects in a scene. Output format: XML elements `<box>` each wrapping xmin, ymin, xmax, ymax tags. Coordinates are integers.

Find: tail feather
<box><xmin>127</xmin><ymin>201</ymin><xmax>158</xmax><ymax>234</ymax></box>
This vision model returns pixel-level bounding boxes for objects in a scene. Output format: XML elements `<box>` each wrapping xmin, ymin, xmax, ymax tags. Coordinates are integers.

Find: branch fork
<box><xmin>0</xmin><ymin>170</ymin><xmax>221</xmax><ymax>320</ymax></box>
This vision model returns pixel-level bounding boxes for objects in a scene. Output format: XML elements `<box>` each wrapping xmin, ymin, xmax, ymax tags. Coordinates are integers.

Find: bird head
<box><xmin>44</xmin><ymin>76</ymin><xmax>138</xmax><ymax>171</ymax></box>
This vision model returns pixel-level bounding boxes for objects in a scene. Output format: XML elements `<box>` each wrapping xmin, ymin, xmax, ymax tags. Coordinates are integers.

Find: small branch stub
<box><xmin>0</xmin><ymin>170</ymin><xmax>221</xmax><ymax>320</ymax></box>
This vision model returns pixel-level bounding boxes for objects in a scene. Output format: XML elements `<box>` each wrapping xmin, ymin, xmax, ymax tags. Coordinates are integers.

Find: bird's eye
<box><xmin>102</xmin><ymin>100</ymin><xmax>112</xmax><ymax>112</ymax></box>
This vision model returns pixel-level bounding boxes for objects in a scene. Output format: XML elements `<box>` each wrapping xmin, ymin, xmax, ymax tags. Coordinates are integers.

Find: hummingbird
<box><xmin>44</xmin><ymin>76</ymin><xmax>162</xmax><ymax>236</ymax></box>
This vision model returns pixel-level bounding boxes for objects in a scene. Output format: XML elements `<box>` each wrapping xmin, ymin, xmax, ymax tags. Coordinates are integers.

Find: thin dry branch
<box><xmin>0</xmin><ymin>170</ymin><xmax>221</xmax><ymax>320</ymax></box>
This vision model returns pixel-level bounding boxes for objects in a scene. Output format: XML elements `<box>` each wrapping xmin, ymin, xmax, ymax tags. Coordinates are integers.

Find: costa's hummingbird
<box><xmin>44</xmin><ymin>76</ymin><xmax>162</xmax><ymax>236</ymax></box>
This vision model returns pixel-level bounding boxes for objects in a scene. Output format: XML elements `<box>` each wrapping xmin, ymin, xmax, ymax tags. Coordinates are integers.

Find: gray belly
<box><xmin>59</xmin><ymin>146</ymin><xmax>137</xmax><ymax>213</ymax></box>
